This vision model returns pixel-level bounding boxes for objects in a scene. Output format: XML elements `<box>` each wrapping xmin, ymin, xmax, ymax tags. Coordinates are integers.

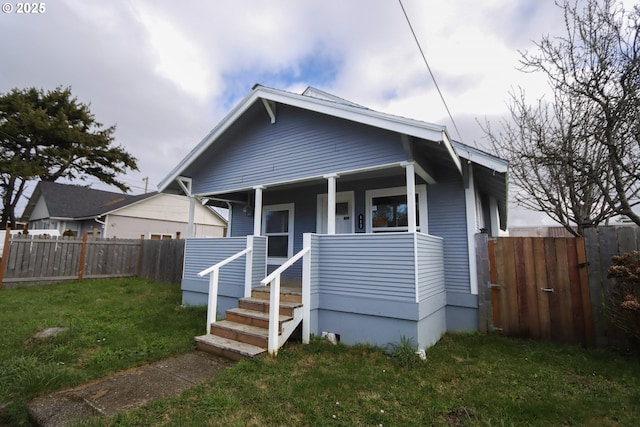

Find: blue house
<box><xmin>159</xmin><ymin>85</ymin><xmax>508</xmax><ymax>358</ymax></box>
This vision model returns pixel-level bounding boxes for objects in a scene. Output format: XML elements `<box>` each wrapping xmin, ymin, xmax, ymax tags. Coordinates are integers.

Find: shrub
<box><xmin>607</xmin><ymin>251</ymin><xmax>640</xmax><ymax>342</ymax></box>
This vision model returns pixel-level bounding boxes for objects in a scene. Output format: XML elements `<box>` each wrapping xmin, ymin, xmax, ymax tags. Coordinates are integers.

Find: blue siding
<box><xmin>191</xmin><ymin>105</ymin><xmax>408</xmax><ymax>194</ymax></box>
<box><xmin>250</xmin><ymin>236</ymin><xmax>267</xmax><ymax>287</ymax></box>
<box><xmin>181</xmin><ymin>236</ymin><xmax>267</xmax><ymax>318</ymax></box>
<box><xmin>416</xmin><ymin>233</ymin><xmax>445</xmax><ymax>301</ymax></box>
<box><xmin>230</xmin><ymin>203</ymin><xmax>253</xmax><ymax>237</ymax></box>
<box><xmin>316</xmin><ymin>233</ymin><xmax>416</xmax><ymax>301</ymax></box>
<box><xmin>427</xmin><ymin>168</ymin><xmax>471</xmax><ymax>294</ymax></box>
<box><xmin>309</xmin><ymin>232</ymin><xmax>447</xmax><ymax>348</ymax></box>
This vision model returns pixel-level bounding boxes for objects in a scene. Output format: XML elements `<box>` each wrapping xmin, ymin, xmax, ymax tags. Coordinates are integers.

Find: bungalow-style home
<box><xmin>21</xmin><ymin>181</ymin><xmax>227</xmax><ymax>239</ymax></box>
<box><xmin>159</xmin><ymin>85</ymin><xmax>508</xmax><ymax>358</ymax></box>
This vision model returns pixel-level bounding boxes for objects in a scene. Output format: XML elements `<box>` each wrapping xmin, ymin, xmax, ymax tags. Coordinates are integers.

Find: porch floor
<box><xmin>255</xmin><ymin>278</ymin><xmax>302</xmax><ymax>295</ymax></box>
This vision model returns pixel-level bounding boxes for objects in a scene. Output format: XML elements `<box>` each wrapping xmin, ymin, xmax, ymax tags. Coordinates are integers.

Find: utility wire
<box><xmin>398</xmin><ymin>0</ymin><xmax>472</xmax><ymax>147</ymax></box>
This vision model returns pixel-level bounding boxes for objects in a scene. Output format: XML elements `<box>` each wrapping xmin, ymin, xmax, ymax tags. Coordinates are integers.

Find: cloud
<box><xmin>0</xmin><ymin>0</ymin><xmax>578</xmax><ymax>225</ymax></box>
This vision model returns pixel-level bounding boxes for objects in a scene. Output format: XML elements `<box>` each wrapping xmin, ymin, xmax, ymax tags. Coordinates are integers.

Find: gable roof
<box><xmin>158</xmin><ymin>84</ymin><xmax>468</xmax><ymax>193</ymax></box>
<box><xmin>21</xmin><ymin>181</ymin><xmax>157</xmax><ymax>221</ymax></box>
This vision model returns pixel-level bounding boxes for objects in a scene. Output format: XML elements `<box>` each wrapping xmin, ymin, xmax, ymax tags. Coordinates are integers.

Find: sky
<box><xmin>0</xmin><ymin>0</ymin><xmax>605</xmax><ymax>227</ymax></box>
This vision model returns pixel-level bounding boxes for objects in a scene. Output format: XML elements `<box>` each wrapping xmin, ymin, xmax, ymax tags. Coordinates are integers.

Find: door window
<box><xmin>262</xmin><ymin>203</ymin><xmax>294</xmax><ymax>263</ymax></box>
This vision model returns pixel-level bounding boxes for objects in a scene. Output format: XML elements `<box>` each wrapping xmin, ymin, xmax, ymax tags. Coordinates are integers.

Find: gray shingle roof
<box><xmin>22</xmin><ymin>181</ymin><xmax>157</xmax><ymax>220</ymax></box>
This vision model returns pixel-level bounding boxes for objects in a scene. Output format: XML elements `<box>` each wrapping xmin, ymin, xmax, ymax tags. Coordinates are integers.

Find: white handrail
<box><xmin>262</xmin><ymin>246</ymin><xmax>310</xmax><ymax>355</ymax></box>
<box><xmin>198</xmin><ymin>247</ymin><xmax>251</xmax><ymax>277</ymax></box>
<box><xmin>197</xmin><ymin>247</ymin><xmax>252</xmax><ymax>334</ymax></box>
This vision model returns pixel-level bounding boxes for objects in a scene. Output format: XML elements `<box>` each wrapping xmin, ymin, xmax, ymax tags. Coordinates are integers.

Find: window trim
<box><xmin>262</xmin><ymin>203</ymin><xmax>294</xmax><ymax>265</ymax></box>
<box><xmin>365</xmin><ymin>185</ymin><xmax>428</xmax><ymax>233</ymax></box>
<box><xmin>149</xmin><ymin>233</ymin><xmax>174</xmax><ymax>240</ymax></box>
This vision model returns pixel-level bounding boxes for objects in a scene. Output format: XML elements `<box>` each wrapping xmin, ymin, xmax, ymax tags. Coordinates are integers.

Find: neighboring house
<box><xmin>508</xmin><ymin>226</ymin><xmax>577</xmax><ymax>237</ymax></box>
<box><xmin>159</xmin><ymin>85</ymin><xmax>508</xmax><ymax>354</ymax></box>
<box><xmin>21</xmin><ymin>181</ymin><xmax>227</xmax><ymax>239</ymax></box>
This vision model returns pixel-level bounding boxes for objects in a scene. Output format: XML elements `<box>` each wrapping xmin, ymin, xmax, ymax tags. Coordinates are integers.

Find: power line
<box><xmin>398</xmin><ymin>0</ymin><xmax>472</xmax><ymax>147</ymax></box>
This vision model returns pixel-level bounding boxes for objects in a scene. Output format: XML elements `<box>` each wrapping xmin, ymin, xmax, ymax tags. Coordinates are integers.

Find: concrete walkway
<box><xmin>26</xmin><ymin>351</ymin><xmax>234</xmax><ymax>427</ymax></box>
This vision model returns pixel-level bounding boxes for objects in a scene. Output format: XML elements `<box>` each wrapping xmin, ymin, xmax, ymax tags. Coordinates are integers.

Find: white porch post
<box><xmin>324</xmin><ymin>174</ymin><xmax>339</xmax><ymax>235</ymax></box>
<box><xmin>187</xmin><ymin>196</ymin><xmax>196</xmax><ymax>238</ymax></box>
<box><xmin>489</xmin><ymin>196</ymin><xmax>500</xmax><ymax>237</ymax></box>
<box><xmin>464</xmin><ymin>163</ymin><xmax>479</xmax><ymax>295</ymax></box>
<box><xmin>176</xmin><ymin>177</ymin><xmax>195</xmax><ymax>238</ymax></box>
<box><xmin>403</xmin><ymin>162</ymin><xmax>417</xmax><ymax>233</ymax></box>
<box><xmin>244</xmin><ymin>235</ymin><xmax>254</xmax><ymax>298</ymax></box>
<box><xmin>302</xmin><ymin>233</ymin><xmax>311</xmax><ymax>344</ymax></box>
<box><xmin>253</xmin><ymin>186</ymin><xmax>264</xmax><ymax>236</ymax></box>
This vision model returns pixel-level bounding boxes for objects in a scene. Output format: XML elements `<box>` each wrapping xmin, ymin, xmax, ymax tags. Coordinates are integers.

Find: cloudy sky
<box><xmin>0</xmin><ymin>0</ymin><xmax>595</xmax><ymax>226</ymax></box>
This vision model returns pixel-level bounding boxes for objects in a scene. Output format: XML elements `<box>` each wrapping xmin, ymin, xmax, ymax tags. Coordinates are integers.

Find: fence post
<box><xmin>137</xmin><ymin>235</ymin><xmax>144</xmax><ymax>277</ymax></box>
<box><xmin>78</xmin><ymin>231</ymin><xmax>88</xmax><ymax>281</ymax></box>
<box><xmin>0</xmin><ymin>226</ymin><xmax>11</xmax><ymax>289</ymax></box>
<box><xmin>475</xmin><ymin>233</ymin><xmax>491</xmax><ymax>333</ymax></box>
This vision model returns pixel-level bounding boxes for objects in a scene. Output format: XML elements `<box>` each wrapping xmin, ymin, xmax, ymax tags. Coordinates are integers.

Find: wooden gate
<box><xmin>478</xmin><ymin>235</ymin><xmax>594</xmax><ymax>346</ymax></box>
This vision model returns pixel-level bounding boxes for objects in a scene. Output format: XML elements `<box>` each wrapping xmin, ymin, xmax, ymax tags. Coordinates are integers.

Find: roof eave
<box><xmin>158</xmin><ymin>86</ymin><xmax>463</xmax><ymax>191</ymax></box>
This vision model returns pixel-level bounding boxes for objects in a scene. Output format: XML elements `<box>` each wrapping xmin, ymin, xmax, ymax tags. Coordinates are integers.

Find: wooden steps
<box><xmin>195</xmin><ymin>287</ymin><xmax>302</xmax><ymax>360</ymax></box>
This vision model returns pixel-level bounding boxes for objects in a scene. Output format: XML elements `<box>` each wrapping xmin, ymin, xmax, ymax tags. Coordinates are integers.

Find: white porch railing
<box><xmin>260</xmin><ymin>234</ymin><xmax>312</xmax><ymax>356</ymax></box>
<box><xmin>197</xmin><ymin>235</ymin><xmax>257</xmax><ymax>334</ymax></box>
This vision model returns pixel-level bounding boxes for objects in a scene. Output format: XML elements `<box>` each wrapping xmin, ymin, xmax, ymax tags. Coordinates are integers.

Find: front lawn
<box><xmin>2</xmin><ymin>278</ymin><xmax>639</xmax><ymax>426</ymax></box>
<box><xmin>0</xmin><ymin>278</ymin><xmax>205</xmax><ymax>425</ymax></box>
<box><xmin>92</xmin><ymin>334</ymin><xmax>640</xmax><ymax>426</ymax></box>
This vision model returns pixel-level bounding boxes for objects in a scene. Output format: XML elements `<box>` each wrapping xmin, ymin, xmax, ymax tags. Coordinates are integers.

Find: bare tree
<box><xmin>484</xmin><ymin>88</ymin><xmax>617</xmax><ymax>236</ymax></box>
<box><xmin>484</xmin><ymin>0</ymin><xmax>640</xmax><ymax>234</ymax></box>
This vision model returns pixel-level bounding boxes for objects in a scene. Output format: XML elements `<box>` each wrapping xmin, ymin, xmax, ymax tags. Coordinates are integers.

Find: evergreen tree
<box><xmin>0</xmin><ymin>87</ymin><xmax>138</xmax><ymax>228</ymax></box>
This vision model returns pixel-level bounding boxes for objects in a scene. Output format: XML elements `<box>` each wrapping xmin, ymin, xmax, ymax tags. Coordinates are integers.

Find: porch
<box><xmin>182</xmin><ymin>231</ymin><xmax>446</xmax><ymax>358</ymax></box>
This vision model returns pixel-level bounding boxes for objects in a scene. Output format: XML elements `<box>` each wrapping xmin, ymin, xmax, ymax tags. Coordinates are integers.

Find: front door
<box><xmin>317</xmin><ymin>191</ymin><xmax>355</xmax><ymax>234</ymax></box>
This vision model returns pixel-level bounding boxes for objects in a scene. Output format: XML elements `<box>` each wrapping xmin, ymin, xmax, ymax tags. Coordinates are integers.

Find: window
<box><xmin>262</xmin><ymin>203</ymin><xmax>294</xmax><ymax>263</ymax></box>
<box><xmin>366</xmin><ymin>185</ymin><xmax>427</xmax><ymax>233</ymax></box>
<box><xmin>150</xmin><ymin>233</ymin><xmax>173</xmax><ymax>240</ymax></box>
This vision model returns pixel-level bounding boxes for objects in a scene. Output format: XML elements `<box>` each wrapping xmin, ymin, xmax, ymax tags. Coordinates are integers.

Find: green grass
<box><xmin>81</xmin><ymin>334</ymin><xmax>640</xmax><ymax>427</ymax></box>
<box><xmin>2</xmin><ymin>279</ymin><xmax>640</xmax><ymax>426</ymax></box>
<box><xmin>0</xmin><ymin>278</ymin><xmax>205</xmax><ymax>425</ymax></box>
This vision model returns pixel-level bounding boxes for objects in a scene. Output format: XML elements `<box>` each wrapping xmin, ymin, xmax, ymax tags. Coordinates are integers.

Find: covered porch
<box><xmin>182</xmin><ymin>230</ymin><xmax>445</xmax><ymax>355</ymax></box>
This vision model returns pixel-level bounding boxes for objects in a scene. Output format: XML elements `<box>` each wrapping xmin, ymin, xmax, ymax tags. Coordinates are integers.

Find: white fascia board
<box><xmin>453</xmin><ymin>142</ymin><xmax>508</xmax><ymax>173</ymax></box>
<box><xmin>159</xmin><ymin>86</ymin><xmax>462</xmax><ymax>191</ymax></box>
<box><xmin>157</xmin><ymin>89</ymin><xmax>265</xmax><ymax>192</ymax></box>
<box><xmin>260</xmin><ymin>89</ymin><xmax>448</xmax><ymax>145</ymax></box>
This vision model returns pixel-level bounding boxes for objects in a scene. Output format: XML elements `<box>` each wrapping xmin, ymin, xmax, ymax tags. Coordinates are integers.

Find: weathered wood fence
<box><xmin>477</xmin><ymin>225</ymin><xmax>640</xmax><ymax>348</ymax></box>
<box><xmin>0</xmin><ymin>233</ymin><xmax>185</xmax><ymax>288</ymax></box>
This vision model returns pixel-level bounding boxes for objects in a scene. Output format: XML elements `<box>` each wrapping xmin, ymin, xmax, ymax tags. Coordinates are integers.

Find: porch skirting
<box><xmin>311</xmin><ymin>290</ymin><xmax>447</xmax><ymax>348</ymax></box>
<box><xmin>181</xmin><ymin>232</ymin><xmax>471</xmax><ymax>350</ymax></box>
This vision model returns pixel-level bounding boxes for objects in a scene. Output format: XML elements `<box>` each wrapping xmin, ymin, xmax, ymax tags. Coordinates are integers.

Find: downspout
<box><xmin>95</xmin><ymin>216</ymin><xmax>106</xmax><ymax>237</ymax></box>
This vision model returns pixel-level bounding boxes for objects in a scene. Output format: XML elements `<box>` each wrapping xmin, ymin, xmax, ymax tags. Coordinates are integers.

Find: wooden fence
<box><xmin>0</xmin><ymin>233</ymin><xmax>185</xmax><ymax>288</ymax></box>
<box><xmin>477</xmin><ymin>235</ymin><xmax>593</xmax><ymax>346</ymax></box>
<box><xmin>139</xmin><ymin>238</ymin><xmax>185</xmax><ymax>285</ymax></box>
<box><xmin>582</xmin><ymin>225</ymin><xmax>640</xmax><ymax>348</ymax></box>
<box><xmin>477</xmin><ymin>225</ymin><xmax>640</xmax><ymax>348</ymax></box>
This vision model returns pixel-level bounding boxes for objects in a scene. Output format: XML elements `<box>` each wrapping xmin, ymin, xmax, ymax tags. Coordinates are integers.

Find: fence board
<box><xmin>486</xmin><ymin>236</ymin><xmax>592</xmax><ymax>346</ymax></box>
<box><xmin>475</xmin><ymin>234</ymin><xmax>491</xmax><ymax>333</ymax></box>
<box><xmin>514</xmin><ymin>238</ymin><xmax>530</xmax><ymax>336</ymax></box>
<box><xmin>522</xmin><ymin>238</ymin><xmax>540</xmax><ymax>339</ymax></box>
<box><xmin>567</xmin><ymin>238</ymin><xmax>585</xmax><ymax>345</ymax></box>
<box><xmin>533</xmin><ymin>238</ymin><xmax>551</xmax><ymax>340</ymax></box>
<box><xmin>0</xmin><ymin>234</ymin><xmax>183</xmax><ymax>287</ymax></box>
<box><xmin>488</xmin><ymin>238</ymin><xmax>500</xmax><ymax>331</ymax></box>
<box><xmin>478</xmin><ymin>225</ymin><xmax>640</xmax><ymax>348</ymax></box>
